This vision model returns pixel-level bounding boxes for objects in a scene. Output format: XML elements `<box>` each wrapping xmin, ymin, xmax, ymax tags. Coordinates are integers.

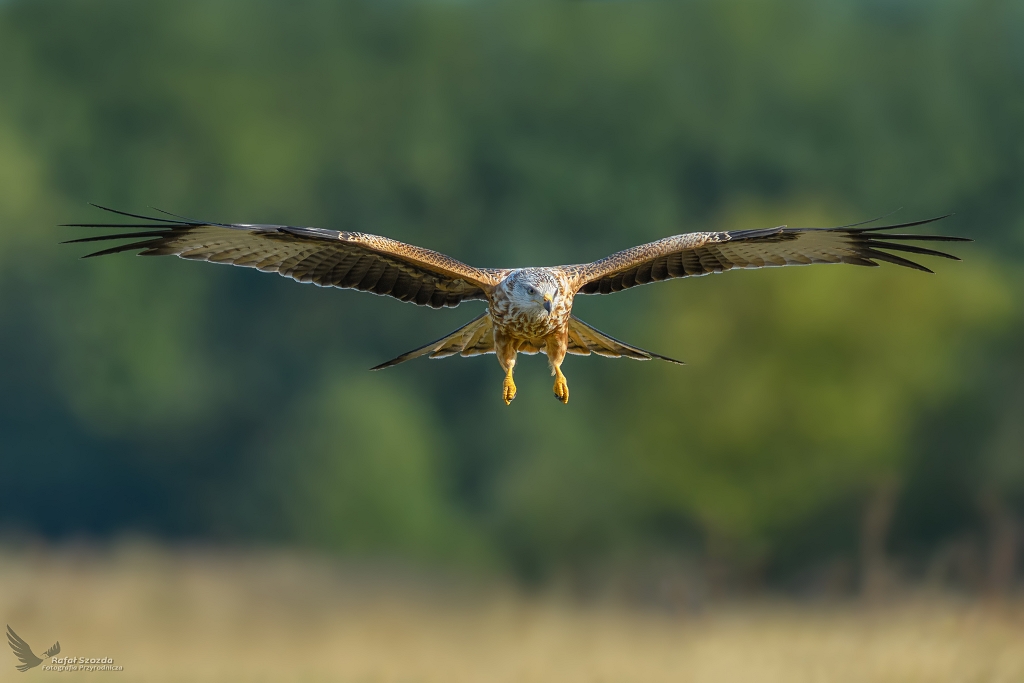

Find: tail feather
<box><xmin>567</xmin><ymin>316</ymin><xmax>684</xmax><ymax>365</ymax></box>
<box><xmin>370</xmin><ymin>313</ymin><xmax>682</xmax><ymax>370</ymax></box>
<box><xmin>370</xmin><ymin>312</ymin><xmax>494</xmax><ymax>370</ymax></box>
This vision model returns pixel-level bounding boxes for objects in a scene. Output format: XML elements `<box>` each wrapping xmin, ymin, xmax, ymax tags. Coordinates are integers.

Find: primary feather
<box><xmin>64</xmin><ymin>205</ymin><xmax>505</xmax><ymax>309</ymax></box>
<box><xmin>571</xmin><ymin>216</ymin><xmax>966</xmax><ymax>295</ymax></box>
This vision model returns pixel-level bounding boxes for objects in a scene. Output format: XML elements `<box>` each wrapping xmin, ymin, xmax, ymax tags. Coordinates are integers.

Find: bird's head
<box><xmin>506</xmin><ymin>268</ymin><xmax>560</xmax><ymax>315</ymax></box>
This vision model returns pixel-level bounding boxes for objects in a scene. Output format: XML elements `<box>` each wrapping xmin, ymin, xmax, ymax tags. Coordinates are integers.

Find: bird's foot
<box><xmin>553</xmin><ymin>374</ymin><xmax>569</xmax><ymax>404</ymax></box>
<box><xmin>502</xmin><ymin>375</ymin><xmax>517</xmax><ymax>405</ymax></box>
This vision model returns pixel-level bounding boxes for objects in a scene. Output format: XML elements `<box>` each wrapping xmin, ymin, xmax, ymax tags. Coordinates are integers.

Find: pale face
<box><xmin>506</xmin><ymin>269</ymin><xmax>560</xmax><ymax>316</ymax></box>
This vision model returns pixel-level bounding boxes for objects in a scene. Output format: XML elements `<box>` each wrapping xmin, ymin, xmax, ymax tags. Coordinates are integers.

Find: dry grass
<box><xmin>1</xmin><ymin>543</ymin><xmax>1022</xmax><ymax>683</ymax></box>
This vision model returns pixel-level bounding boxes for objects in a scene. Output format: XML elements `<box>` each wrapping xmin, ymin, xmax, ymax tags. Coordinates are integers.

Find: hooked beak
<box><xmin>543</xmin><ymin>294</ymin><xmax>553</xmax><ymax>313</ymax></box>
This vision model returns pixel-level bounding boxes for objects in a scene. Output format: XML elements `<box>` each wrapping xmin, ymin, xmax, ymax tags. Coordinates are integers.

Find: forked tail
<box><xmin>370</xmin><ymin>312</ymin><xmax>495</xmax><ymax>370</ymax></box>
<box><xmin>371</xmin><ymin>313</ymin><xmax>682</xmax><ymax>370</ymax></box>
<box><xmin>565</xmin><ymin>316</ymin><xmax>684</xmax><ymax>364</ymax></box>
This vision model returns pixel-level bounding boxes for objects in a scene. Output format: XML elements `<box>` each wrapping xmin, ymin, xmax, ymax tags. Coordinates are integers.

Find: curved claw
<box><xmin>553</xmin><ymin>374</ymin><xmax>569</xmax><ymax>404</ymax></box>
<box><xmin>502</xmin><ymin>375</ymin><xmax>517</xmax><ymax>405</ymax></box>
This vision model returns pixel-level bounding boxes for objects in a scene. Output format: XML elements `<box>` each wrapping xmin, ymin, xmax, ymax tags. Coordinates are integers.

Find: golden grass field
<box><xmin>1</xmin><ymin>543</ymin><xmax>1022</xmax><ymax>683</ymax></box>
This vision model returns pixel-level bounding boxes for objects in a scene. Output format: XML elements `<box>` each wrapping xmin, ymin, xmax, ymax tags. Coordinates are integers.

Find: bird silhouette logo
<box><xmin>6</xmin><ymin>626</ymin><xmax>60</xmax><ymax>672</ymax></box>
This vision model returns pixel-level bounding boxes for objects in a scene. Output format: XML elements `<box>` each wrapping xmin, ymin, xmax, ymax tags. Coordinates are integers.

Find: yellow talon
<box><xmin>502</xmin><ymin>374</ymin><xmax>517</xmax><ymax>405</ymax></box>
<box><xmin>553</xmin><ymin>371</ymin><xmax>569</xmax><ymax>404</ymax></box>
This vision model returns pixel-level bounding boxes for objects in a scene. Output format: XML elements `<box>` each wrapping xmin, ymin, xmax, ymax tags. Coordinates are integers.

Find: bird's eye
<box><xmin>526</xmin><ymin>287</ymin><xmax>535</xmax><ymax>295</ymax></box>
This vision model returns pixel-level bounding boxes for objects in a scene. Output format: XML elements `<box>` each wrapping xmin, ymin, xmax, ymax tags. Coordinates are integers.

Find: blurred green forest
<box><xmin>1</xmin><ymin>0</ymin><xmax>1022</xmax><ymax>595</ymax></box>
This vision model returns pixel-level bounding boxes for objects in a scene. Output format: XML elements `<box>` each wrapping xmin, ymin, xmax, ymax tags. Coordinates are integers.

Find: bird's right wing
<box><xmin>43</xmin><ymin>642</ymin><xmax>60</xmax><ymax>658</ymax></box>
<box><xmin>65</xmin><ymin>206</ymin><xmax>508</xmax><ymax>309</ymax></box>
<box><xmin>6</xmin><ymin>626</ymin><xmax>42</xmax><ymax>672</ymax></box>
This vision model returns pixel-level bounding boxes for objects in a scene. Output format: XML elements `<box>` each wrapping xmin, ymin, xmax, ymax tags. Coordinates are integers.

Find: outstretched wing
<box><xmin>64</xmin><ymin>206</ymin><xmax>507</xmax><ymax>309</ymax></box>
<box><xmin>43</xmin><ymin>642</ymin><xmax>60</xmax><ymax>658</ymax></box>
<box><xmin>570</xmin><ymin>216</ymin><xmax>969</xmax><ymax>295</ymax></box>
<box><xmin>566</xmin><ymin>317</ymin><xmax>683</xmax><ymax>364</ymax></box>
<box><xmin>6</xmin><ymin>625</ymin><xmax>42</xmax><ymax>672</ymax></box>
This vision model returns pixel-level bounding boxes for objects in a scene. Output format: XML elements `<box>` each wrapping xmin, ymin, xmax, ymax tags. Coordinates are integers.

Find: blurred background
<box><xmin>1</xmin><ymin>0</ymin><xmax>1023</xmax><ymax>680</ymax></box>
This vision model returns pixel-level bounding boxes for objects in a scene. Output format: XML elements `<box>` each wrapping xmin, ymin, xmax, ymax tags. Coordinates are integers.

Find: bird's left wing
<box><xmin>65</xmin><ymin>206</ymin><xmax>507</xmax><ymax>309</ymax></box>
<box><xmin>568</xmin><ymin>216</ymin><xmax>969</xmax><ymax>296</ymax></box>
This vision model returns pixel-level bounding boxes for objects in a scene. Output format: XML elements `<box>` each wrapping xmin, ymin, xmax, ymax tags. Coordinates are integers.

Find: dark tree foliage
<box><xmin>0</xmin><ymin>0</ymin><xmax>1021</xmax><ymax>591</ymax></box>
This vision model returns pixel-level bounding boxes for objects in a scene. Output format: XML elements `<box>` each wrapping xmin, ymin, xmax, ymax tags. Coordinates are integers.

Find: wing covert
<box><xmin>64</xmin><ymin>206</ymin><xmax>506</xmax><ymax>309</ymax></box>
<box><xmin>570</xmin><ymin>216</ymin><xmax>969</xmax><ymax>296</ymax></box>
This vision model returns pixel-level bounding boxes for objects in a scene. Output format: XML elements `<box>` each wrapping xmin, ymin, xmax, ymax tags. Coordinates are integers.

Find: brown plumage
<box><xmin>65</xmin><ymin>207</ymin><xmax>969</xmax><ymax>404</ymax></box>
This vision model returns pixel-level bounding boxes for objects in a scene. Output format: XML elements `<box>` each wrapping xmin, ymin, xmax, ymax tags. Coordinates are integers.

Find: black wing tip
<box><xmin>891</xmin><ymin>260</ymin><xmax>934</xmax><ymax>273</ymax></box>
<box><xmin>863</xmin><ymin>239</ymin><xmax>963</xmax><ymax>262</ymax></box>
<box><xmin>828</xmin><ymin>212</ymin><xmax>970</xmax><ymax>272</ymax></box>
<box><xmin>64</xmin><ymin>204</ymin><xmax>236</xmax><ymax>232</ymax></box>
<box><xmin>64</xmin><ymin>203</ymin><xmax>213</xmax><ymax>229</ymax></box>
<box><xmin>86</xmin><ymin>203</ymin><xmax>183</xmax><ymax>224</ymax></box>
<box><xmin>854</xmin><ymin>215</ymin><xmax>972</xmax><ymax>244</ymax></box>
<box><xmin>148</xmin><ymin>206</ymin><xmax>188</xmax><ymax>219</ymax></box>
<box><xmin>847</xmin><ymin>213</ymin><xmax>953</xmax><ymax>233</ymax></box>
<box><xmin>80</xmin><ymin>240</ymin><xmax>158</xmax><ymax>258</ymax></box>
<box><xmin>63</xmin><ymin>204</ymin><xmax>201</xmax><ymax>258</ymax></box>
<box><xmin>61</xmin><ymin>222</ymin><xmax>172</xmax><ymax>228</ymax></box>
<box><xmin>829</xmin><ymin>207</ymin><xmax>905</xmax><ymax>230</ymax></box>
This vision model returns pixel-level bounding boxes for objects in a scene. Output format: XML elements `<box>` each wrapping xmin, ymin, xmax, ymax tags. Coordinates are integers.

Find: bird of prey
<box><xmin>65</xmin><ymin>207</ymin><xmax>967</xmax><ymax>404</ymax></box>
<box><xmin>7</xmin><ymin>625</ymin><xmax>60</xmax><ymax>672</ymax></box>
